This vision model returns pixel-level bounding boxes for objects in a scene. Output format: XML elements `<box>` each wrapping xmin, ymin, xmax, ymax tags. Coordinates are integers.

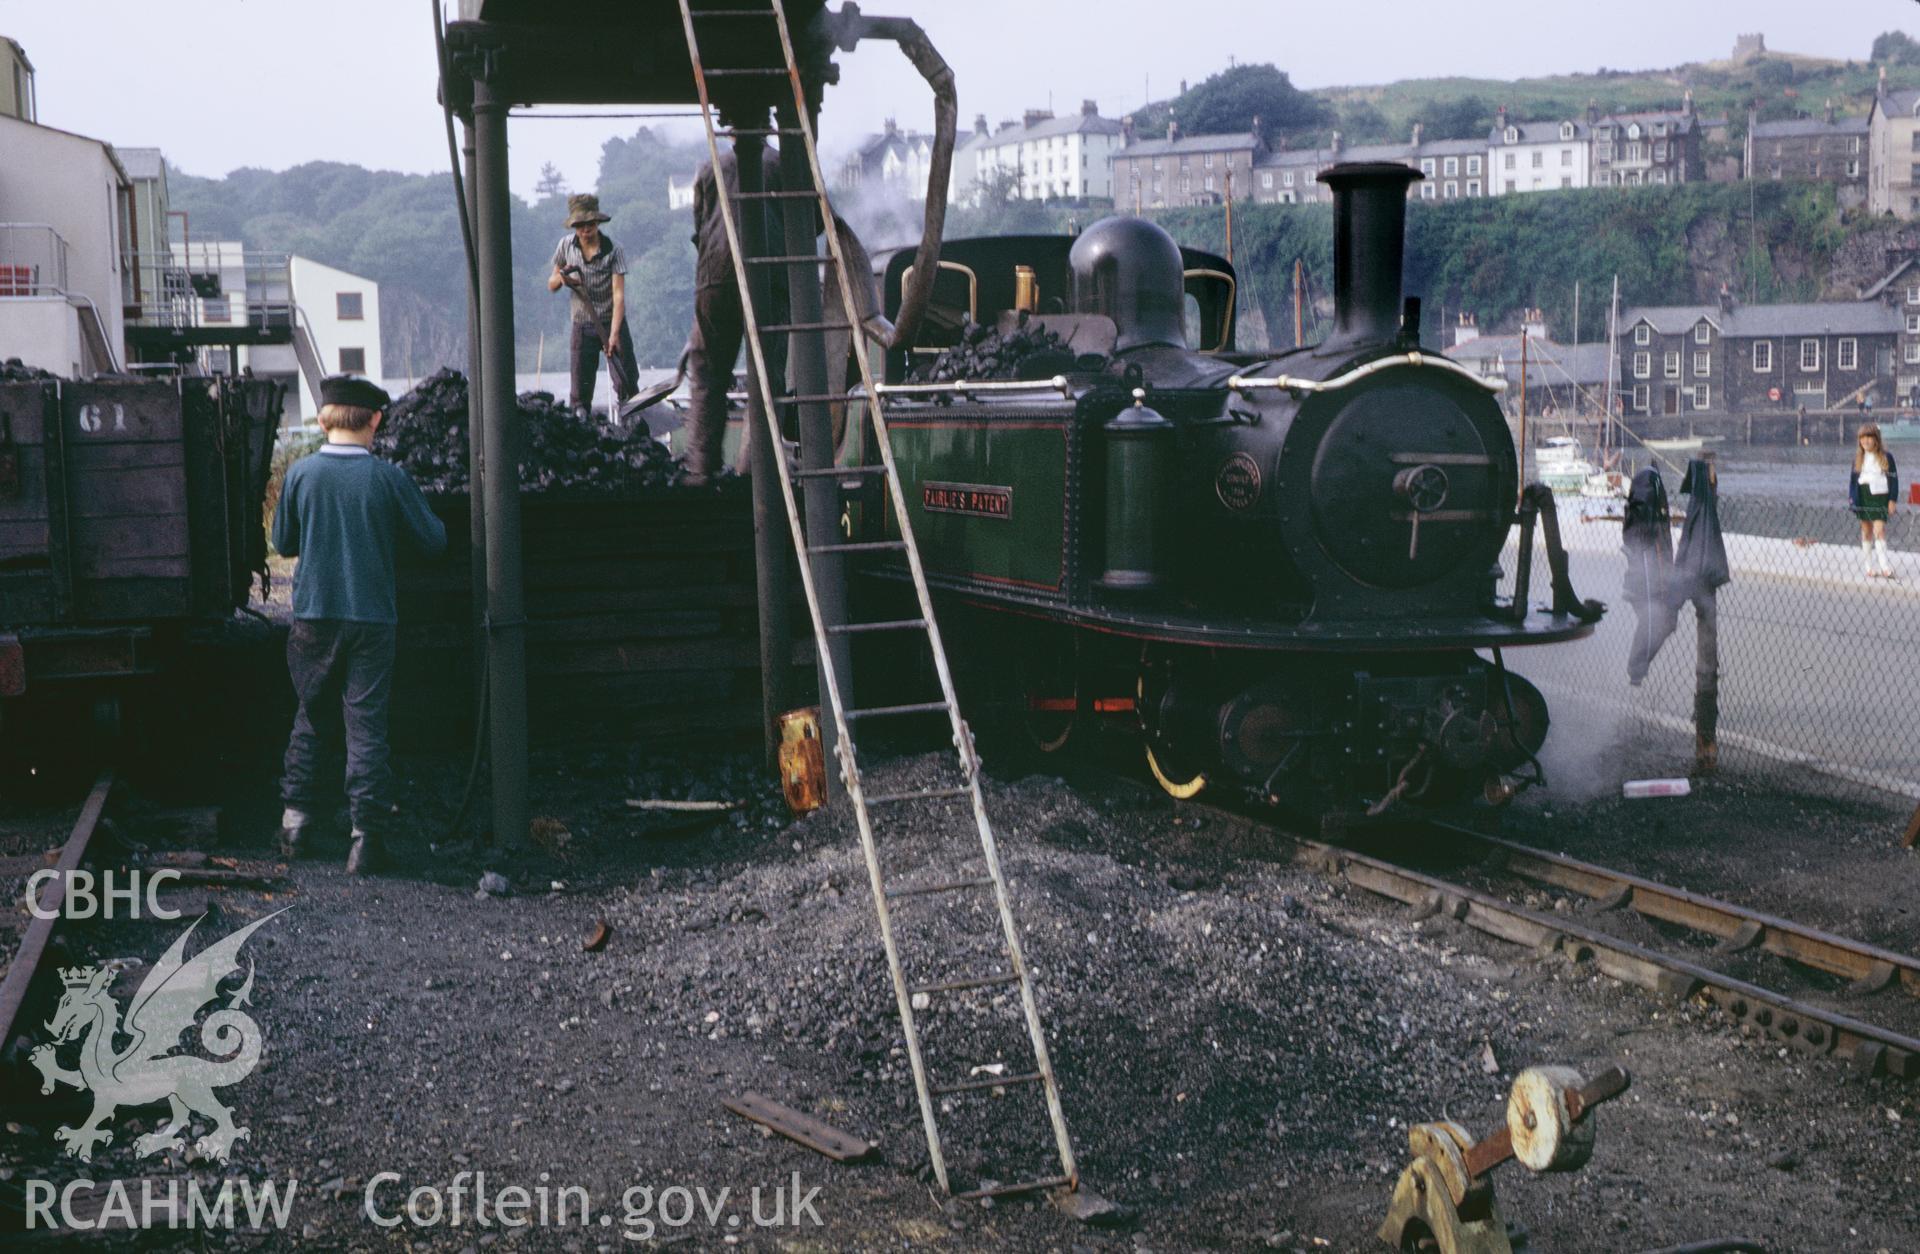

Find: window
<box><xmin>1654</xmin><ymin>141</ymin><xmax>1667</xmax><ymax>161</ymax></box>
<box><xmin>1467</xmin><ymin>156</ymin><xmax>1482</xmax><ymax>174</ymax></box>
<box><xmin>1443</xmin><ymin>157</ymin><xmax>1458</xmax><ymax>176</ymax></box>
<box><xmin>1504</xmin><ymin>152</ymin><xmax>1515</xmax><ymax>170</ymax></box>
<box><xmin>1653</xmin><ymin>122</ymin><xmax>1667</xmax><ymax>137</ymax></box>
<box><xmin>1907</xmin><ymin>343</ymin><xmax>1920</xmax><ymax>364</ymax></box>
<box><xmin>1634</xmin><ymin>324</ymin><xmax>1651</xmax><ymax>345</ymax></box>
<box><xmin>1152</xmin><ymin>158</ymin><xmax>1161</xmax><ymax>170</ymax></box>
<box><xmin>1561</xmin><ymin>148</ymin><xmax>1573</xmax><ymax>166</ymax></box>
<box><xmin>1466</xmin><ymin>179</ymin><xmax>1481</xmax><ymax>196</ymax></box>
<box><xmin>1205</xmin><ymin>153</ymin><xmax>1214</xmax><ymax>168</ymax></box>
<box><xmin>1444</xmin><ymin>180</ymin><xmax>1458</xmax><ymax>198</ymax></box>
<box><xmin>1504</xmin><ymin>179</ymin><xmax>1516</xmax><ymax>193</ymax></box>
<box><xmin>1261</xmin><ymin>172</ymin><xmax>1273</xmax><ymax>189</ymax></box>
<box><xmin>1911</xmin><ymin>163</ymin><xmax>1920</xmax><ymax>183</ymax></box>
<box><xmin>1504</xmin><ymin>126</ymin><xmax>1518</xmax><ymax>144</ymax></box>
<box><xmin>339</xmin><ymin>347</ymin><xmax>367</xmax><ymax>374</ymax></box>
<box><xmin>1654</xmin><ymin>170</ymin><xmax>1668</xmax><ymax>184</ymax></box>
<box><xmin>1799</xmin><ymin>339</ymin><xmax>1820</xmax><ymax>371</ymax></box>
<box><xmin>1908</xmin><ymin>284</ymin><xmax>1920</xmax><ymax>305</ymax></box>
<box><xmin>1633</xmin><ymin>351</ymin><xmax>1651</xmax><ymax>378</ymax></box>
<box><xmin>1283</xmin><ymin>171</ymin><xmax>1294</xmax><ymax>186</ymax></box>
<box><xmin>1753</xmin><ymin>341</ymin><xmax>1773</xmax><ymax>371</ymax></box>
<box><xmin>1205</xmin><ymin>175</ymin><xmax>1215</xmax><ymax>192</ymax></box>
<box><xmin>203</xmin><ymin>296</ymin><xmax>230</xmax><ymax>323</ymax></box>
<box><xmin>1633</xmin><ymin>383</ymin><xmax>1650</xmax><ymax>411</ymax></box>
<box><xmin>1838</xmin><ymin>338</ymin><xmax>1858</xmax><ymax>370</ymax></box>
<box><xmin>1531</xmin><ymin>151</ymin><xmax>1543</xmax><ymax>168</ymax></box>
<box><xmin>1693</xmin><ymin>351</ymin><xmax>1710</xmax><ymax>377</ymax></box>
<box><xmin>1420</xmin><ymin>183</ymin><xmax>1437</xmax><ymax>200</ymax></box>
<box><xmin>1627</xmin><ymin>142</ymin><xmax>1644</xmax><ymax>161</ymax></box>
<box><xmin>1692</xmin><ymin>384</ymin><xmax>1710</xmax><ymax>410</ymax></box>
<box><xmin>1560</xmin><ymin>177</ymin><xmax>1571</xmax><ymax>188</ymax></box>
<box><xmin>1911</xmin><ymin>132</ymin><xmax>1920</xmax><ymax>152</ymax></box>
<box><xmin>1664</xmin><ymin>350</ymin><xmax>1680</xmax><ymax>378</ymax></box>
<box><xmin>1421</xmin><ymin>158</ymin><xmax>1436</xmax><ymax>175</ymax></box>
<box><xmin>1848</xmin><ymin>160</ymin><xmax>1861</xmax><ymax>177</ymax></box>
<box><xmin>1694</xmin><ymin>323</ymin><xmax>1711</xmax><ymax>344</ymax></box>
<box><xmin>1851</xmin><ymin>137</ymin><xmax>1863</xmax><ymax>154</ymax></box>
<box><xmin>1599</xmin><ymin>143</ymin><xmax>1614</xmax><ymax>161</ymax></box>
<box><xmin>1908</xmin><ymin>312</ymin><xmax>1920</xmax><ymax>334</ymax></box>
<box><xmin>1560</xmin><ymin>122</ymin><xmax>1574</xmax><ymax>140</ymax></box>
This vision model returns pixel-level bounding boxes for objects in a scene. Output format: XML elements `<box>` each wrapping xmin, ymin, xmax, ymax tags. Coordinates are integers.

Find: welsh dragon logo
<box><xmin>28</xmin><ymin>910</ymin><xmax>285</xmax><ymax>1164</ymax></box>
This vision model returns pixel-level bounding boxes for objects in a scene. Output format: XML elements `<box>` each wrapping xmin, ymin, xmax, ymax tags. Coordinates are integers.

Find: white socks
<box><xmin>1876</xmin><ymin>538</ymin><xmax>1893</xmax><ymax>574</ymax></box>
<box><xmin>1865</xmin><ymin>537</ymin><xmax>1876</xmax><ymax>572</ymax></box>
<box><xmin>281</xmin><ymin>807</ymin><xmax>310</xmax><ymax>830</ymax></box>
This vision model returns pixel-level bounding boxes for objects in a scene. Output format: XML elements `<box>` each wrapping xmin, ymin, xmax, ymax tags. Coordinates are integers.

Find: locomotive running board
<box><xmin>679</xmin><ymin>0</ymin><xmax>1078</xmax><ymax>1201</ymax></box>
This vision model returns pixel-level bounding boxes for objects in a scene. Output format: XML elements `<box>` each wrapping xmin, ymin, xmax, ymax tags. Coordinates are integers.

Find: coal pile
<box><xmin>917</xmin><ymin>312</ymin><xmax>1101</xmax><ymax>383</ymax></box>
<box><xmin>0</xmin><ymin>357</ymin><xmax>56</xmax><ymax>382</ymax></box>
<box><xmin>376</xmin><ymin>367</ymin><xmax>683</xmax><ymax>495</ymax></box>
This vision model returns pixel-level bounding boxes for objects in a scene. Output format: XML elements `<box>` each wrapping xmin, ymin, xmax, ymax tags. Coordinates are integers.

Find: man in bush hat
<box><xmin>549</xmin><ymin>193</ymin><xmax>638</xmax><ymax>413</ymax></box>
<box><xmin>273</xmin><ymin>375</ymin><xmax>447</xmax><ymax>873</ymax></box>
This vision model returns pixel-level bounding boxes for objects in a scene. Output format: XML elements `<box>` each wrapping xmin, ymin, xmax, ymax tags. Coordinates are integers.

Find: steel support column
<box><xmin>731</xmin><ymin>112</ymin><xmax>794</xmax><ymax>769</ymax></box>
<box><xmin>473</xmin><ymin>78</ymin><xmax>528</xmax><ymax>846</ymax></box>
<box><xmin>461</xmin><ymin>114</ymin><xmax>489</xmax><ymax>745</ymax></box>
<box><xmin>776</xmin><ymin>99</ymin><xmax>844</xmax><ymax>798</ymax></box>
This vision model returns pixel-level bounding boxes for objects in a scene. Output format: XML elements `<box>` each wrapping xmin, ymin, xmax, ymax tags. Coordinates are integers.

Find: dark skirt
<box><xmin>1855</xmin><ymin>491</ymin><xmax>1891</xmax><ymax>523</ymax></box>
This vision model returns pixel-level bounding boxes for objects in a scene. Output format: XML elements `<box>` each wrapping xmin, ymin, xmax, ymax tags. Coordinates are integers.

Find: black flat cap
<box><xmin>320</xmin><ymin>374</ymin><xmax>391</xmax><ymax>411</ymax></box>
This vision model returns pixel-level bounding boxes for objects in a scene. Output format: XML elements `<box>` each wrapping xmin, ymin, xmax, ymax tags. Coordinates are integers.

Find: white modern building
<box><xmin>1487</xmin><ymin>109</ymin><xmax>1591</xmax><ymax>194</ymax></box>
<box><xmin>243</xmin><ymin>255</ymin><xmax>381</xmax><ymax>423</ymax></box>
<box><xmin>969</xmin><ymin>102</ymin><xmax>1125</xmax><ymax>203</ymax></box>
<box><xmin>1869</xmin><ymin>86</ymin><xmax>1920</xmax><ymax>219</ymax></box>
<box><xmin>0</xmin><ymin>107</ymin><xmax>129</xmax><ymax>376</ymax></box>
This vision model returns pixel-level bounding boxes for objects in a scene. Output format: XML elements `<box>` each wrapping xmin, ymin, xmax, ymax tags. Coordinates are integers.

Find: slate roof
<box><xmin>1752</xmin><ymin>115</ymin><xmax>1870</xmax><ymax>139</ymax></box>
<box><xmin>1121</xmin><ymin>131</ymin><xmax>1263</xmax><ymax>158</ymax></box>
<box><xmin>114</xmin><ymin>146</ymin><xmax>165</xmax><ymax>180</ymax></box>
<box><xmin>1449</xmin><ymin>336</ymin><xmax>1613</xmax><ymax>387</ymax></box>
<box><xmin>1622</xmin><ymin>302</ymin><xmax>1901</xmax><ymax>337</ymax></box>
<box><xmin>1491</xmin><ymin>120</ymin><xmax>1588</xmax><ymax>145</ymax></box>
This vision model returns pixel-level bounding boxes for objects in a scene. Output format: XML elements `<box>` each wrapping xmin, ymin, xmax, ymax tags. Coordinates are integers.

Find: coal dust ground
<box><xmin>2</xmin><ymin>733</ymin><xmax>1917</xmax><ymax>1252</ymax></box>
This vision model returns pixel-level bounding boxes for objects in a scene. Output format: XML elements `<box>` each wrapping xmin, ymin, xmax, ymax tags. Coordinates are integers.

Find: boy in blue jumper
<box><xmin>273</xmin><ymin>376</ymin><xmax>447</xmax><ymax>872</ymax></box>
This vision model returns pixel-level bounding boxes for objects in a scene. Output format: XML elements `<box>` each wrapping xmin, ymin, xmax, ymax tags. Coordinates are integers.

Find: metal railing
<box><xmin>121</xmin><ymin>245</ymin><xmax>294</xmax><ymax>334</ymax></box>
<box><xmin>0</xmin><ymin>223</ymin><xmax>70</xmax><ymax>295</ymax></box>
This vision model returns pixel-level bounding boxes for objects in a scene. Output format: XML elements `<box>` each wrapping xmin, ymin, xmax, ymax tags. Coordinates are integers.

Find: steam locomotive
<box><xmin>850</xmin><ymin>162</ymin><xmax>1602</xmax><ymax>815</ymax></box>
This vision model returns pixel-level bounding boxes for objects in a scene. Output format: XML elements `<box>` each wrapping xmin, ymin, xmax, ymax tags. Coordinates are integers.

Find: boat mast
<box><xmin>1602</xmin><ymin>274</ymin><xmax>1620</xmax><ymax>451</ymax></box>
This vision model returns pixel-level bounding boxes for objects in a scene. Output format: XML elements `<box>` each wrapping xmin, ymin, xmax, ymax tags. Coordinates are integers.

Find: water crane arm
<box><xmin>822</xmin><ymin>3</ymin><xmax>954</xmax><ymax>350</ymax></box>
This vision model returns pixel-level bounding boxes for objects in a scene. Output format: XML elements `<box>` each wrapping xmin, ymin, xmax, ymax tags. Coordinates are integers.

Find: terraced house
<box><xmin>1616</xmin><ymin>294</ymin><xmax>1898</xmax><ymax>415</ymax></box>
<box><xmin>1746</xmin><ymin>101</ymin><xmax>1868</xmax><ymax>209</ymax></box>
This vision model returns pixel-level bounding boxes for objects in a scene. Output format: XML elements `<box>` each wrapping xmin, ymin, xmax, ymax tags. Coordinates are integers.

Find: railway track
<box><xmin>0</xmin><ymin>769</ymin><xmax>116</xmax><ymax>1056</ymax></box>
<box><xmin>1173</xmin><ymin>797</ymin><xmax>1920</xmax><ymax>1084</ymax></box>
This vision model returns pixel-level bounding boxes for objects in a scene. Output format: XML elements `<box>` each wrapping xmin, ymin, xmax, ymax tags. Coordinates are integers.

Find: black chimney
<box><xmin>1316</xmin><ymin>162</ymin><xmax>1423</xmax><ymax>354</ymax></box>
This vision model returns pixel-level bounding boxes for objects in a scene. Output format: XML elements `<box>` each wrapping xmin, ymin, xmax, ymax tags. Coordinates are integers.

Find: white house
<box><xmin>1487</xmin><ymin>109</ymin><xmax>1591</xmax><ymax>194</ymax></box>
<box><xmin>970</xmin><ymin>102</ymin><xmax>1125</xmax><ymax>202</ymax></box>
<box><xmin>666</xmin><ymin>173</ymin><xmax>695</xmax><ymax>211</ymax></box>
<box><xmin>244</xmin><ymin>255</ymin><xmax>381</xmax><ymax>423</ymax></box>
<box><xmin>0</xmin><ymin>108</ymin><xmax>129</xmax><ymax>376</ymax></box>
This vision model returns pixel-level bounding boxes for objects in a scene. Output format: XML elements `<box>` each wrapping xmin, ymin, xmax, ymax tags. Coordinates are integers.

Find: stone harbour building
<box><xmin>1616</xmin><ymin>294</ymin><xmax>1899</xmax><ymax>415</ymax></box>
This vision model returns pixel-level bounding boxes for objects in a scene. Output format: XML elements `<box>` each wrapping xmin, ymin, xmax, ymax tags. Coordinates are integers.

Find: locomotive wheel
<box><xmin>1145</xmin><ymin>741</ymin><xmax>1208</xmax><ymax>800</ymax></box>
<box><xmin>1015</xmin><ymin>627</ymin><xmax>1082</xmax><ymax>756</ymax></box>
<box><xmin>1137</xmin><ymin>670</ymin><xmax>1208</xmax><ymax>799</ymax></box>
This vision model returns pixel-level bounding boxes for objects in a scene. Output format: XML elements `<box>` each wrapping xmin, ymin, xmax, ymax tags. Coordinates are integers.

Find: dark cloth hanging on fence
<box><xmin>1672</xmin><ymin>458</ymin><xmax>1731</xmax><ymax>597</ymax></box>
<box><xmin>1622</xmin><ymin>468</ymin><xmax>1674</xmax><ymax>685</ymax></box>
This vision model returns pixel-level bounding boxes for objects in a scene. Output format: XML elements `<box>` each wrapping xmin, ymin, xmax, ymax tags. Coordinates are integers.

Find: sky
<box><xmin>7</xmin><ymin>1</ymin><xmax>1918</xmax><ymax>201</ymax></box>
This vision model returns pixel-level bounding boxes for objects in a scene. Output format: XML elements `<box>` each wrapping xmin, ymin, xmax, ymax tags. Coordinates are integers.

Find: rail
<box><xmin>1172</xmin><ymin>793</ymin><xmax>1920</xmax><ymax>1083</ymax></box>
<box><xmin>873</xmin><ymin>375</ymin><xmax>1072</xmax><ymax>400</ymax></box>
<box><xmin>0</xmin><ymin>771</ymin><xmax>115</xmax><ymax>1052</ymax></box>
<box><xmin>1228</xmin><ymin>352</ymin><xmax>1508</xmax><ymax>395</ymax></box>
<box><xmin>121</xmin><ymin>246</ymin><xmax>295</xmax><ymax>334</ymax></box>
<box><xmin>0</xmin><ymin>223</ymin><xmax>70</xmax><ymax>294</ymax></box>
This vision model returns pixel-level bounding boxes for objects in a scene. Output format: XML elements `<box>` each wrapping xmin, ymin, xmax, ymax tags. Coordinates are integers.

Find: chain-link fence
<box><xmin>1497</xmin><ymin>445</ymin><xmax>1919</xmax><ymax>812</ymax></box>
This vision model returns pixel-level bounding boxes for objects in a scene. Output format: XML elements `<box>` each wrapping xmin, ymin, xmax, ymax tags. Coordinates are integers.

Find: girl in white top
<box><xmin>1848</xmin><ymin>423</ymin><xmax>1899</xmax><ymax>579</ymax></box>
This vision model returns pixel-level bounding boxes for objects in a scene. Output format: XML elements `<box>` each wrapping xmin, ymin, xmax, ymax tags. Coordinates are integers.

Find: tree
<box><xmin>1423</xmin><ymin>95</ymin><xmax>1494</xmax><ymax>142</ymax></box>
<box><xmin>1171</xmin><ymin>64</ymin><xmax>1331</xmax><ymax>138</ymax></box>
<box><xmin>1871</xmin><ymin>31</ymin><xmax>1920</xmax><ymax>65</ymax></box>
<box><xmin>1750</xmin><ymin>58</ymin><xmax>1796</xmax><ymax>89</ymax></box>
<box><xmin>534</xmin><ymin>162</ymin><xmax>569</xmax><ymax>200</ymax></box>
<box><xmin>1338</xmin><ymin>99</ymin><xmax>1391</xmax><ymax>142</ymax></box>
